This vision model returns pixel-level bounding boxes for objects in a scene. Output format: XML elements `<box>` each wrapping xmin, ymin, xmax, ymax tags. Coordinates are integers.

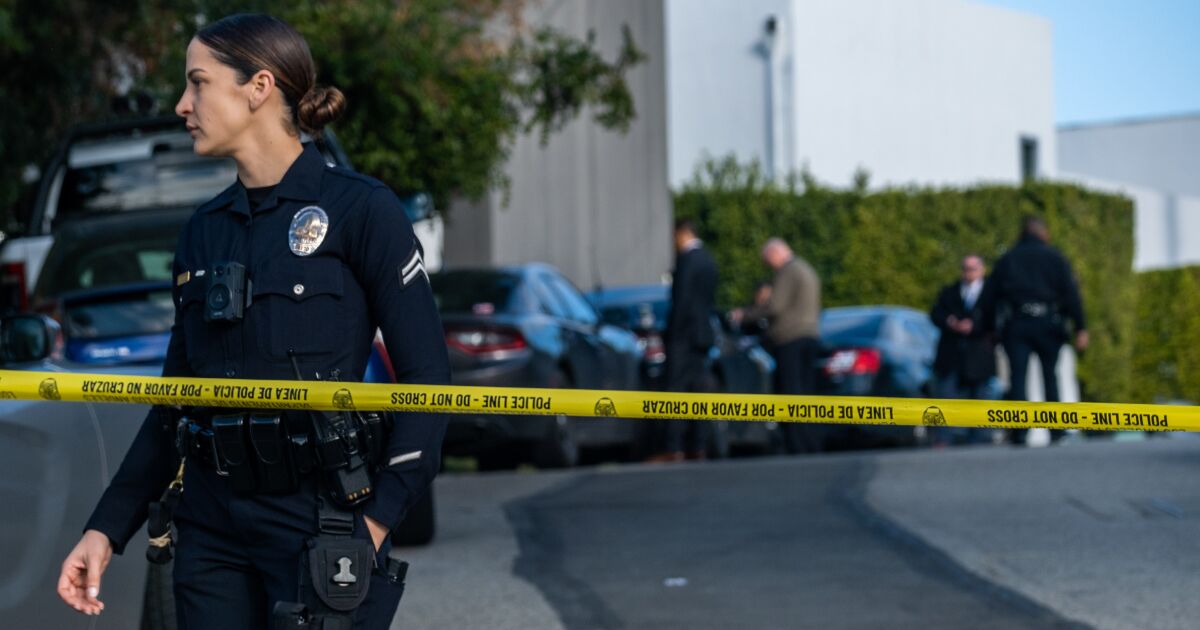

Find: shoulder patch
<box><xmin>400</xmin><ymin>245</ymin><xmax>428</xmax><ymax>289</ymax></box>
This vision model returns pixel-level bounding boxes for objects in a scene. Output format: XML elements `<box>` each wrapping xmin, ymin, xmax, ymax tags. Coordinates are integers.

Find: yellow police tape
<box><xmin>0</xmin><ymin>369</ymin><xmax>1191</xmax><ymax>432</ymax></box>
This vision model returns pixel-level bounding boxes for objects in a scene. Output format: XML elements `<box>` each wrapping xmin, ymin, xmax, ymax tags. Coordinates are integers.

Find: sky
<box><xmin>981</xmin><ymin>0</ymin><xmax>1200</xmax><ymax>125</ymax></box>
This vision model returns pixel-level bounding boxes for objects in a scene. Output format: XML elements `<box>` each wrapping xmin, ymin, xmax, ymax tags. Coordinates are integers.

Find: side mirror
<box><xmin>0</xmin><ymin>314</ymin><xmax>60</xmax><ymax>364</ymax></box>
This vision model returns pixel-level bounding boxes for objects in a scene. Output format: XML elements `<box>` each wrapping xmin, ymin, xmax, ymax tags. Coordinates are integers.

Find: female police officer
<box><xmin>56</xmin><ymin>14</ymin><xmax>449</xmax><ymax>629</ymax></box>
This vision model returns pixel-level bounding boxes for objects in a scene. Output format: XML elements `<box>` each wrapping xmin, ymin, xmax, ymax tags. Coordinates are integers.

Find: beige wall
<box><xmin>445</xmin><ymin>0</ymin><xmax>672</xmax><ymax>291</ymax></box>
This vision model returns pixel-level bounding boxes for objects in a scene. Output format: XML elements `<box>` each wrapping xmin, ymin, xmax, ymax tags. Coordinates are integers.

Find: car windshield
<box><xmin>57</xmin><ymin>131</ymin><xmax>237</xmax><ymax>224</ymax></box>
<box><xmin>821</xmin><ymin>310</ymin><xmax>885</xmax><ymax>343</ymax></box>
<box><xmin>430</xmin><ymin>271</ymin><xmax>522</xmax><ymax>314</ymax></box>
<box><xmin>63</xmin><ymin>289</ymin><xmax>175</xmax><ymax>339</ymax></box>
<box><xmin>38</xmin><ymin>231</ymin><xmax>178</xmax><ymax>297</ymax></box>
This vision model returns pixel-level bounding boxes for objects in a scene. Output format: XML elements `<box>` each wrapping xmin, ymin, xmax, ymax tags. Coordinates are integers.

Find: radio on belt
<box><xmin>205</xmin><ymin>262</ymin><xmax>252</xmax><ymax>323</ymax></box>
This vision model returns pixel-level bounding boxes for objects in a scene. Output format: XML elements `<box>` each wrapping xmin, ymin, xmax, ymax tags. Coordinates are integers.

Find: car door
<box><xmin>0</xmin><ymin>362</ymin><xmax>152</xmax><ymax>630</ymax></box>
<box><xmin>544</xmin><ymin>272</ymin><xmax>637</xmax><ymax>391</ymax></box>
<box><xmin>528</xmin><ymin>271</ymin><xmax>597</xmax><ymax>388</ymax></box>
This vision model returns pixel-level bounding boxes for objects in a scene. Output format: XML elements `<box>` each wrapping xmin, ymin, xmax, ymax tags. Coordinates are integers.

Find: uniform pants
<box><xmin>172</xmin><ymin>464</ymin><xmax>403</xmax><ymax>630</ymax></box>
<box><xmin>773</xmin><ymin>337</ymin><xmax>823</xmax><ymax>453</ymax></box>
<box><xmin>1003</xmin><ymin>317</ymin><xmax>1066</xmax><ymax>444</ymax></box>
<box><xmin>662</xmin><ymin>347</ymin><xmax>711</xmax><ymax>454</ymax></box>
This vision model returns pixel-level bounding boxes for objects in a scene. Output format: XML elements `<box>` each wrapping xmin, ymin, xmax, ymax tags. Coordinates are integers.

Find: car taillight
<box><xmin>0</xmin><ymin>262</ymin><xmax>28</xmax><ymax>312</ymax></box>
<box><xmin>445</xmin><ymin>326</ymin><xmax>528</xmax><ymax>355</ymax></box>
<box><xmin>824</xmin><ymin>348</ymin><xmax>881</xmax><ymax>376</ymax></box>
<box><xmin>636</xmin><ymin>331</ymin><xmax>665</xmax><ymax>363</ymax></box>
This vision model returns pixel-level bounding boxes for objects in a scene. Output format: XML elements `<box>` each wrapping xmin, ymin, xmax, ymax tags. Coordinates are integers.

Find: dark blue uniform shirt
<box><xmin>86</xmin><ymin>144</ymin><xmax>450</xmax><ymax>553</ymax></box>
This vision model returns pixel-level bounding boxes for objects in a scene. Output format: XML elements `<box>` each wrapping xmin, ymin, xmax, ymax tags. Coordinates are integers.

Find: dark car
<box><xmin>586</xmin><ymin>284</ymin><xmax>780</xmax><ymax>455</ymax></box>
<box><xmin>431</xmin><ymin>264</ymin><xmax>643</xmax><ymax>469</ymax></box>
<box><xmin>817</xmin><ymin>305</ymin><xmax>939</xmax><ymax>449</ymax></box>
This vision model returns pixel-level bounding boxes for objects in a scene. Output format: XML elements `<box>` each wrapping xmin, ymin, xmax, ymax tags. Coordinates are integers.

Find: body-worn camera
<box><xmin>205</xmin><ymin>262</ymin><xmax>252</xmax><ymax>323</ymax></box>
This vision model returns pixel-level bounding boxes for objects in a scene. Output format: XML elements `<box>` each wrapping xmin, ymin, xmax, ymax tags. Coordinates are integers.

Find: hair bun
<box><xmin>297</xmin><ymin>85</ymin><xmax>346</xmax><ymax>133</ymax></box>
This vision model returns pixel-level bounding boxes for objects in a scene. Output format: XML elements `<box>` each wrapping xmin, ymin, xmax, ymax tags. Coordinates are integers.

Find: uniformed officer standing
<box><xmin>56</xmin><ymin>14</ymin><xmax>449</xmax><ymax>629</ymax></box>
<box><xmin>987</xmin><ymin>215</ymin><xmax>1088</xmax><ymax>445</ymax></box>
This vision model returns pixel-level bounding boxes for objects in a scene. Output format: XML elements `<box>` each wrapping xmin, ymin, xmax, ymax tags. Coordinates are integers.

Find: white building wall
<box><xmin>444</xmin><ymin>0</ymin><xmax>672</xmax><ymax>288</ymax></box>
<box><xmin>1058</xmin><ymin>115</ymin><xmax>1200</xmax><ymax>271</ymax></box>
<box><xmin>1059</xmin><ymin>115</ymin><xmax>1200</xmax><ymax>197</ymax></box>
<box><xmin>667</xmin><ymin>0</ymin><xmax>1055</xmax><ymax>189</ymax></box>
<box><xmin>667</xmin><ymin>0</ymin><xmax>792</xmax><ymax>186</ymax></box>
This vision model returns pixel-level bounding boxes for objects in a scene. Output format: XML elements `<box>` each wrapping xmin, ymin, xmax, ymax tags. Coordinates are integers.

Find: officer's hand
<box><xmin>364</xmin><ymin>515</ymin><xmax>389</xmax><ymax>551</ymax></box>
<box><xmin>1075</xmin><ymin>330</ymin><xmax>1089</xmax><ymax>353</ymax></box>
<box><xmin>57</xmin><ymin>529</ymin><xmax>112</xmax><ymax>616</ymax></box>
<box><xmin>729</xmin><ymin>308</ymin><xmax>745</xmax><ymax>325</ymax></box>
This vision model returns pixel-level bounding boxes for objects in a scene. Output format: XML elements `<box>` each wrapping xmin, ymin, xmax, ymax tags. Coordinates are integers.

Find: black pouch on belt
<box><xmin>250</xmin><ymin>413</ymin><xmax>298</xmax><ymax>494</ymax></box>
<box><xmin>212</xmin><ymin>414</ymin><xmax>257</xmax><ymax>494</ymax></box>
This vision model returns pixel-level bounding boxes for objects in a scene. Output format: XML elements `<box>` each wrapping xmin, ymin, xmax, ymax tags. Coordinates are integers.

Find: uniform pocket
<box><xmin>251</xmin><ymin>258</ymin><xmax>345</xmax><ymax>360</ymax></box>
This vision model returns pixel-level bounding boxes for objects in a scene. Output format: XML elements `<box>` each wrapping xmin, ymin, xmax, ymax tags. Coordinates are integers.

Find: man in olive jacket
<box><xmin>735</xmin><ymin>238</ymin><xmax>822</xmax><ymax>453</ymax></box>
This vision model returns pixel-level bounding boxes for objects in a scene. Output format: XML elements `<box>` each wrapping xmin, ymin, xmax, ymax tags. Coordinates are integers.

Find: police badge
<box><xmin>289</xmin><ymin>206</ymin><xmax>329</xmax><ymax>256</ymax></box>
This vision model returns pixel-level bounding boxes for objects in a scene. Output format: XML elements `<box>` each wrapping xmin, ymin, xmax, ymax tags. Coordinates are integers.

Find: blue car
<box><xmin>817</xmin><ymin>305</ymin><xmax>940</xmax><ymax>449</ymax></box>
<box><xmin>430</xmin><ymin>264</ymin><xmax>644</xmax><ymax>469</ymax></box>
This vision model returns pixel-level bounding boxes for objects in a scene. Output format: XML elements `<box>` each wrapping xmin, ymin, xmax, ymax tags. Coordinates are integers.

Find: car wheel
<box><xmin>534</xmin><ymin>412</ymin><xmax>579</xmax><ymax>469</ymax></box>
<box><xmin>391</xmin><ymin>489</ymin><xmax>435</xmax><ymax>546</ymax></box>
<box><xmin>140</xmin><ymin>561</ymin><xmax>177</xmax><ymax>630</ymax></box>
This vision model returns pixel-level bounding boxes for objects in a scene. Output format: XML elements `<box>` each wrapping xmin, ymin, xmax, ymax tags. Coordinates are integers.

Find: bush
<box><xmin>674</xmin><ymin>156</ymin><xmax>1136</xmax><ymax>402</ymax></box>
<box><xmin>1132</xmin><ymin>267</ymin><xmax>1200</xmax><ymax>403</ymax></box>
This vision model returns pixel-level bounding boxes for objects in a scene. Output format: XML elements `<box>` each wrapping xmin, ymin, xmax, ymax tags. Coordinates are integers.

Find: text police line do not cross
<box><xmin>5</xmin><ymin>370</ymin><xmax>1185</xmax><ymax>433</ymax></box>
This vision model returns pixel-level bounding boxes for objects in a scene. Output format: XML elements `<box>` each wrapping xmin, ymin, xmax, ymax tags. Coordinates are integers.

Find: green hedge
<box><xmin>673</xmin><ymin>156</ymin><xmax>1136</xmax><ymax>402</ymax></box>
<box><xmin>1132</xmin><ymin>267</ymin><xmax>1200</xmax><ymax>403</ymax></box>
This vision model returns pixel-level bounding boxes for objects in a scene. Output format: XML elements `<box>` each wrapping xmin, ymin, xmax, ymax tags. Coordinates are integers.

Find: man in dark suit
<box><xmin>650</xmin><ymin>218</ymin><xmax>719</xmax><ymax>462</ymax></box>
<box><xmin>929</xmin><ymin>254</ymin><xmax>996</xmax><ymax>445</ymax></box>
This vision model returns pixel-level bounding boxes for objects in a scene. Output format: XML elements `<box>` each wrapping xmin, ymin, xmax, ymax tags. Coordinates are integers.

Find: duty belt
<box><xmin>1017</xmin><ymin>302</ymin><xmax>1054</xmax><ymax>318</ymax></box>
<box><xmin>180</xmin><ymin>414</ymin><xmax>317</xmax><ymax>495</ymax></box>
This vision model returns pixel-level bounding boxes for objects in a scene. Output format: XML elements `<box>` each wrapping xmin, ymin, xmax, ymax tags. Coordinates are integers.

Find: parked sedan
<box><xmin>586</xmin><ymin>284</ymin><xmax>779</xmax><ymax>455</ymax></box>
<box><xmin>817</xmin><ymin>305</ymin><xmax>939</xmax><ymax>450</ymax></box>
<box><xmin>430</xmin><ymin>264</ymin><xmax>643</xmax><ymax>469</ymax></box>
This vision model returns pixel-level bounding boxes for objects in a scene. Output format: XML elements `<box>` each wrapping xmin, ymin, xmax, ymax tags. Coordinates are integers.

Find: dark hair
<box><xmin>674</xmin><ymin>218</ymin><xmax>698</xmax><ymax>235</ymax></box>
<box><xmin>1021</xmin><ymin>214</ymin><xmax>1048</xmax><ymax>237</ymax></box>
<box><xmin>196</xmin><ymin>14</ymin><xmax>345</xmax><ymax>134</ymax></box>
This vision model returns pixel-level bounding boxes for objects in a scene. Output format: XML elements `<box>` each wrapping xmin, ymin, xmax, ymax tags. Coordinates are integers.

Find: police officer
<box><xmin>987</xmin><ymin>215</ymin><xmax>1088</xmax><ymax>444</ymax></box>
<box><xmin>56</xmin><ymin>14</ymin><xmax>449</xmax><ymax>629</ymax></box>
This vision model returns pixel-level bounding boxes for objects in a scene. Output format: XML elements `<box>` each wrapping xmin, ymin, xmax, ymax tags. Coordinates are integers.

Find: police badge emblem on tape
<box><xmin>289</xmin><ymin>206</ymin><xmax>330</xmax><ymax>256</ymax></box>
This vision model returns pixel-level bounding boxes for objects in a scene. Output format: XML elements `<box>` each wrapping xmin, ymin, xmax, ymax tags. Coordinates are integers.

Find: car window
<box><xmin>64</xmin><ymin>289</ymin><xmax>175</xmax><ymax>339</ymax></box>
<box><xmin>545</xmin><ymin>273</ymin><xmax>598</xmax><ymax>325</ymax></box>
<box><xmin>821</xmin><ymin>311</ymin><xmax>884</xmax><ymax>343</ymax></box>
<box><xmin>39</xmin><ymin>234</ymin><xmax>177</xmax><ymax>297</ymax></box>
<box><xmin>901</xmin><ymin>316</ymin><xmax>937</xmax><ymax>355</ymax></box>
<box><xmin>429</xmin><ymin>271</ymin><xmax>521</xmax><ymax>314</ymax></box>
<box><xmin>58</xmin><ymin>132</ymin><xmax>237</xmax><ymax>225</ymax></box>
<box><xmin>530</xmin><ymin>274</ymin><xmax>568</xmax><ymax>318</ymax></box>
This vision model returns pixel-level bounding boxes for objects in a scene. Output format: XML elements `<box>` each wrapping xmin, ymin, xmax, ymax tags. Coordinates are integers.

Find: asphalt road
<box><xmin>393</xmin><ymin>436</ymin><xmax>1200</xmax><ymax>629</ymax></box>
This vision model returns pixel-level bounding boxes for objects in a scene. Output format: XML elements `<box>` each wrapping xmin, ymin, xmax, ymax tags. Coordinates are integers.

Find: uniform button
<box><xmin>225</xmin><ymin>369</ymin><xmax>236</xmax><ymax>378</ymax></box>
<box><xmin>293</xmin><ymin>284</ymin><xmax>305</xmax><ymax>295</ymax></box>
